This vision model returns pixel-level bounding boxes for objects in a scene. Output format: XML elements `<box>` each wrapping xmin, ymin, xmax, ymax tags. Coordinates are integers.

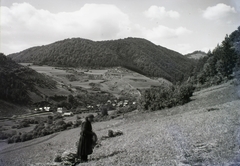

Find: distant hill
<box><xmin>0</xmin><ymin>53</ymin><xmax>56</xmax><ymax>106</ymax></box>
<box><xmin>185</xmin><ymin>51</ymin><xmax>207</xmax><ymax>59</ymax></box>
<box><xmin>8</xmin><ymin>37</ymin><xmax>195</xmax><ymax>83</ymax></box>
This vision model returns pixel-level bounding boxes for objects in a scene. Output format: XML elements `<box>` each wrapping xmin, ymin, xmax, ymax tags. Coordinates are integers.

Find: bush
<box><xmin>53</xmin><ymin>113</ymin><xmax>63</xmax><ymax>121</ymax></box>
<box><xmin>0</xmin><ymin>131</ymin><xmax>12</xmax><ymax>140</ymax></box>
<box><xmin>66</xmin><ymin>121</ymin><xmax>73</xmax><ymax>129</ymax></box>
<box><xmin>9</xmin><ymin>135</ymin><xmax>21</xmax><ymax>143</ymax></box>
<box><xmin>139</xmin><ymin>83</ymin><xmax>194</xmax><ymax>111</ymax></box>
<box><xmin>73</xmin><ymin>120</ymin><xmax>82</xmax><ymax>128</ymax></box>
<box><xmin>108</xmin><ymin>130</ymin><xmax>114</xmax><ymax>137</ymax></box>
<box><xmin>20</xmin><ymin>133</ymin><xmax>33</xmax><ymax>142</ymax></box>
<box><xmin>54</xmin><ymin>155</ymin><xmax>62</xmax><ymax>162</ymax></box>
<box><xmin>100</xmin><ymin>106</ymin><xmax>108</xmax><ymax>116</ymax></box>
<box><xmin>7</xmin><ymin>137</ymin><xmax>14</xmax><ymax>144</ymax></box>
<box><xmin>55</xmin><ymin>119</ymin><xmax>66</xmax><ymax>126</ymax></box>
<box><xmin>173</xmin><ymin>84</ymin><xmax>194</xmax><ymax>105</ymax></box>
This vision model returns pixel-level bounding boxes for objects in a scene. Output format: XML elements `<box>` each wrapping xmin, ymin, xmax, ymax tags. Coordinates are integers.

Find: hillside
<box><xmin>0</xmin><ymin>80</ymin><xmax>239</xmax><ymax>165</ymax></box>
<box><xmin>0</xmin><ymin>54</ymin><xmax>57</xmax><ymax>114</ymax></box>
<box><xmin>185</xmin><ymin>50</ymin><xmax>207</xmax><ymax>59</ymax></box>
<box><xmin>8</xmin><ymin>37</ymin><xmax>195</xmax><ymax>83</ymax></box>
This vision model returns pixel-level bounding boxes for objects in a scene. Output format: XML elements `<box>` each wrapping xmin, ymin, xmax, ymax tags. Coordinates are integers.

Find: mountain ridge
<box><xmin>8</xmin><ymin>37</ymin><xmax>195</xmax><ymax>83</ymax></box>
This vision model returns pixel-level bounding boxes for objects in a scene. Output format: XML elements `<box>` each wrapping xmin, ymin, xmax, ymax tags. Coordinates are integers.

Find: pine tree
<box><xmin>220</xmin><ymin>35</ymin><xmax>237</xmax><ymax>77</ymax></box>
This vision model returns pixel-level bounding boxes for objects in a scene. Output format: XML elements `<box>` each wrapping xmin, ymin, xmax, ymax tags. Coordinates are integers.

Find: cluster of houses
<box><xmin>56</xmin><ymin>107</ymin><xmax>73</xmax><ymax>116</ymax></box>
<box><xmin>34</xmin><ymin>107</ymin><xmax>73</xmax><ymax>116</ymax></box>
<box><xmin>34</xmin><ymin>99</ymin><xmax>136</xmax><ymax>116</ymax></box>
<box><xmin>87</xmin><ymin>99</ymin><xmax>136</xmax><ymax>110</ymax></box>
<box><xmin>35</xmin><ymin>107</ymin><xmax>51</xmax><ymax>112</ymax></box>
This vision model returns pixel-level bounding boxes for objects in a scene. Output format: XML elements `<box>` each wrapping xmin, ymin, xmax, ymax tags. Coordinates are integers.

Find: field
<box><xmin>0</xmin><ymin>80</ymin><xmax>240</xmax><ymax>165</ymax></box>
<box><xmin>20</xmin><ymin>64</ymin><xmax>170</xmax><ymax>100</ymax></box>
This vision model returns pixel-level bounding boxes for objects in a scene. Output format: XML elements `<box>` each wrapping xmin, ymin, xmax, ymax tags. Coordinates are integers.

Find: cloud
<box><xmin>145</xmin><ymin>25</ymin><xmax>192</xmax><ymax>40</ymax></box>
<box><xmin>144</xmin><ymin>5</ymin><xmax>180</xmax><ymax>20</ymax></box>
<box><xmin>202</xmin><ymin>3</ymin><xmax>236</xmax><ymax>20</ymax></box>
<box><xmin>1</xmin><ymin>2</ymin><xmax>193</xmax><ymax>55</ymax></box>
<box><xmin>1</xmin><ymin>3</ymin><xmax>131</xmax><ymax>54</ymax></box>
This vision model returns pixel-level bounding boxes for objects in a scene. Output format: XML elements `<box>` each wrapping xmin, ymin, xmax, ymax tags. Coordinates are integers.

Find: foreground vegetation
<box><xmin>0</xmin><ymin>80</ymin><xmax>239</xmax><ymax>166</ymax></box>
<box><xmin>0</xmin><ymin>114</ymin><xmax>81</xmax><ymax>144</ymax></box>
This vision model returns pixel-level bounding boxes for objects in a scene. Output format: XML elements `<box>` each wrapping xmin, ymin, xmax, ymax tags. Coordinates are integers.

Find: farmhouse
<box><xmin>44</xmin><ymin>107</ymin><xmax>50</xmax><ymax>111</ymax></box>
<box><xmin>57</xmin><ymin>107</ymin><xmax>67</xmax><ymax>113</ymax></box>
<box><xmin>62</xmin><ymin>112</ymin><xmax>73</xmax><ymax>116</ymax></box>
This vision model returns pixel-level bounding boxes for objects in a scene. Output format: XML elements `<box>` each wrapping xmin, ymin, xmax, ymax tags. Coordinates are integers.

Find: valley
<box><xmin>0</xmin><ymin>80</ymin><xmax>239</xmax><ymax>165</ymax></box>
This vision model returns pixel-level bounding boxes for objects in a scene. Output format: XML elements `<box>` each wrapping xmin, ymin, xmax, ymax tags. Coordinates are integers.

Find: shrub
<box><xmin>173</xmin><ymin>84</ymin><xmax>194</xmax><ymax>105</ymax></box>
<box><xmin>53</xmin><ymin>113</ymin><xmax>63</xmax><ymax>121</ymax></box>
<box><xmin>7</xmin><ymin>137</ymin><xmax>14</xmax><ymax>144</ymax></box>
<box><xmin>10</xmin><ymin>135</ymin><xmax>21</xmax><ymax>143</ymax></box>
<box><xmin>54</xmin><ymin>155</ymin><xmax>62</xmax><ymax>162</ymax></box>
<box><xmin>66</xmin><ymin>121</ymin><xmax>73</xmax><ymax>129</ymax></box>
<box><xmin>73</xmin><ymin>120</ymin><xmax>82</xmax><ymax>128</ymax></box>
<box><xmin>55</xmin><ymin>119</ymin><xmax>66</xmax><ymax>126</ymax></box>
<box><xmin>0</xmin><ymin>131</ymin><xmax>12</xmax><ymax>140</ymax></box>
<box><xmin>100</xmin><ymin>106</ymin><xmax>108</xmax><ymax>116</ymax></box>
<box><xmin>108</xmin><ymin>130</ymin><xmax>114</xmax><ymax>137</ymax></box>
<box><xmin>20</xmin><ymin>133</ymin><xmax>33</xmax><ymax>142</ymax></box>
<box><xmin>139</xmin><ymin>83</ymin><xmax>194</xmax><ymax>111</ymax></box>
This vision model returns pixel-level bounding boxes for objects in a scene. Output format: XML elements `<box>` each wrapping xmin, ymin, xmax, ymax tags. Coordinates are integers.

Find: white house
<box><xmin>44</xmin><ymin>107</ymin><xmax>50</xmax><ymax>111</ymax></box>
<box><xmin>57</xmin><ymin>107</ymin><xmax>63</xmax><ymax>114</ymax></box>
<box><xmin>62</xmin><ymin>112</ymin><xmax>73</xmax><ymax>116</ymax></box>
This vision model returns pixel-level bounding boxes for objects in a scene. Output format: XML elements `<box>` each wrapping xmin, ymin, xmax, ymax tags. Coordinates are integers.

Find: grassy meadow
<box><xmin>0</xmin><ymin>81</ymin><xmax>240</xmax><ymax>165</ymax></box>
<box><xmin>19</xmin><ymin>64</ymin><xmax>169</xmax><ymax>101</ymax></box>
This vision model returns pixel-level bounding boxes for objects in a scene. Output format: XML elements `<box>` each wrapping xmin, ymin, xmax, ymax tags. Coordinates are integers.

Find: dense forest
<box><xmin>189</xmin><ymin>27</ymin><xmax>240</xmax><ymax>88</ymax></box>
<box><xmin>139</xmin><ymin>26</ymin><xmax>240</xmax><ymax>111</ymax></box>
<box><xmin>8</xmin><ymin>37</ymin><xmax>195</xmax><ymax>83</ymax></box>
<box><xmin>0</xmin><ymin>53</ymin><xmax>56</xmax><ymax>105</ymax></box>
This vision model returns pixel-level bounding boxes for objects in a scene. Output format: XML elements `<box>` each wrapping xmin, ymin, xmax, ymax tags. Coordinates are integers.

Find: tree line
<box><xmin>139</xmin><ymin>26</ymin><xmax>240</xmax><ymax>111</ymax></box>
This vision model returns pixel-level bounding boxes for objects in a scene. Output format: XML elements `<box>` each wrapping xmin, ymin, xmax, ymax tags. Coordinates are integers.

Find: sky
<box><xmin>1</xmin><ymin>0</ymin><xmax>240</xmax><ymax>55</ymax></box>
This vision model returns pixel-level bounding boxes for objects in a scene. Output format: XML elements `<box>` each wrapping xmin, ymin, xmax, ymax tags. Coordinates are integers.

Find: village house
<box><xmin>44</xmin><ymin>107</ymin><xmax>50</xmax><ymax>111</ymax></box>
<box><xmin>62</xmin><ymin>112</ymin><xmax>73</xmax><ymax>116</ymax></box>
<box><xmin>57</xmin><ymin>107</ymin><xmax>63</xmax><ymax>114</ymax></box>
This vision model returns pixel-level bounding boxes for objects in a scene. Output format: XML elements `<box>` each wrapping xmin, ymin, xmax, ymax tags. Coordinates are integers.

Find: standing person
<box><xmin>76</xmin><ymin>114</ymin><xmax>95</xmax><ymax>162</ymax></box>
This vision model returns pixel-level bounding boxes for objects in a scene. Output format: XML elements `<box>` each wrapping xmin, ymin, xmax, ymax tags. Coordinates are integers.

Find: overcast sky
<box><xmin>1</xmin><ymin>0</ymin><xmax>240</xmax><ymax>55</ymax></box>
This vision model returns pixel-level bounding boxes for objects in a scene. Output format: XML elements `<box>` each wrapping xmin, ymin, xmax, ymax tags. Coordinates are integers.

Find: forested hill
<box><xmin>8</xmin><ymin>37</ymin><xmax>195</xmax><ymax>82</ymax></box>
<box><xmin>185</xmin><ymin>51</ymin><xmax>207</xmax><ymax>59</ymax></box>
<box><xmin>0</xmin><ymin>53</ymin><xmax>56</xmax><ymax>105</ymax></box>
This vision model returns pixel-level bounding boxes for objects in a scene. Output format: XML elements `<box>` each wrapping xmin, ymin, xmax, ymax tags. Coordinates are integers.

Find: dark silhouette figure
<box><xmin>76</xmin><ymin>114</ymin><xmax>95</xmax><ymax>162</ymax></box>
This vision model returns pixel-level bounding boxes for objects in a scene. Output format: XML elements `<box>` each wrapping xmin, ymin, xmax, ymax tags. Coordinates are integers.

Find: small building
<box><xmin>44</xmin><ymin>107</ymin><xmax>50</xmax><ymax>111</ymax></box>
<box><xmin>57</xmin><ymin>107</ymin><xmax>63</xmax><ymax>114</ymax></box>
<box><xmin>62</xmin><ymin>112</ymin><xmax>73</xmax><ymax>116</ymax></box>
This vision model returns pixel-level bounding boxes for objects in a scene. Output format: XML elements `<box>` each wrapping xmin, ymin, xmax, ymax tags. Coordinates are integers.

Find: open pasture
<box><xmin>22</xmin><ymin>64</ymin><xmax>169</xmax><ymax>98</ymax></box>
<box><xmin>0</xmin><ymin>81</ymin><xmax>240</xmax><ymax>165</ymax></box>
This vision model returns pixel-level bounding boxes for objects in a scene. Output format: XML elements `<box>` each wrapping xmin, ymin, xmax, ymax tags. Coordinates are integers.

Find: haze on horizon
<box><xmin>1</xmin><ymin>0</ymin><xmax>240</xmax><ymax>55</ymax></box>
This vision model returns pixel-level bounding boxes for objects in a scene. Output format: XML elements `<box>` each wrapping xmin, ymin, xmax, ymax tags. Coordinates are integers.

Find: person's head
<box><xmin>86</xmin><ymin>114</ymin><xmax>94</xmax><ymax>122</ymax></box>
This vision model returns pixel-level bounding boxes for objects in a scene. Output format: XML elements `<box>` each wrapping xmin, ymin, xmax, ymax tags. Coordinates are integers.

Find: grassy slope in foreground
<box><xmin>0</xmin><ymin>81</ymin><xmax>240</xmax><ymax>165</ymax></box>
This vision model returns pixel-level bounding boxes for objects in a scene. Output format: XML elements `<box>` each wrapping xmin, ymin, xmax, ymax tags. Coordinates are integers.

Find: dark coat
<box><xmin>77</xmin><ymin>119</ymin><xmax>93</xmax><ymax>157</ymax></box>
